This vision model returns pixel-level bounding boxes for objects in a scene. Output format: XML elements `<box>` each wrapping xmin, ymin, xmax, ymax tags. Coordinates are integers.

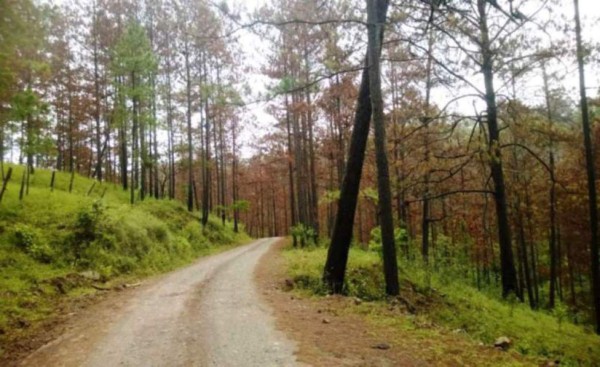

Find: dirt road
<box><xmin>19</xmin><ymin>238</ymin><xmax>300</xmax><ymax>367</ymax></box>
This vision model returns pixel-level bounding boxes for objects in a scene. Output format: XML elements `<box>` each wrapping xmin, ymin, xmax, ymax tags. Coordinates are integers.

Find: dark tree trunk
<box><xmin>202</xmin><ymin>55</ymin><xmax>212</xmax><ymax>227</ymax></box>
<box><xmin>574</xmin><ymin>0</ymin><xmax>600</xmax><ymax>334</ymax></box>
<box><xmin>323</xmin><ymin>0</ymin><xmax>390</xmax><ymax>294</ymax></box>
<box><xmin>367</xmin><ymin>0</ymin><xmax>399</xmax><ymax>294</ymax></box>
<box><xmin>232</xmin><ymin>119</ymin><xmax>239</xmax><ymax>233</ymax></box>
<box><xmin>477</xmin><ymin>0</ymin><xmax>519</xmax><ymax>299</ymax></box>
<box><xmin>130</xmin><ymin>71</ymin><xmax>139</xmax><ymax>205</ymax></box>
<box><xmin>92</xmin><ymin>0</ymin><xmax>103</xmax><ymax>182</ymax></box>
<box><xmin>284</xmin><ymin>90</ymin><xmax>298</xmax><ymax>244</ymax></box>
<box><xmin>184</xmin><ymin>42</ymin><xmax>194</xmax><ymax>212</ymax></box>
<box><xmin>421</xmin><ymin>29</ymin><xmax>434</xmax><ymax>264</ymax></box>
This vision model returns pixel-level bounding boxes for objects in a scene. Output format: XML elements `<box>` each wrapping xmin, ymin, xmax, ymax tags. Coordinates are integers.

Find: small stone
<box><xmin>354</xmin><ymin>297</ymin><xmax>362</xmax><ymax>305</ymax></box>
<box><xmin>494</xmin><ymin>336</ymin><xmax>511</xmax><ymax>350</ymax></box>
<box><xmin>79</xmin><ymin>270</ymin><xmax>101</xmax><ymax>281</ymax></box>
<box><xmin>322</xmin><ymin>318</ymin><xmax>331</xmax><ymax>324</ymax></box>
<box><xmin>371</xmin><ymin>343</ymin><xmax>391</xmax><ymax>350</ymax></box>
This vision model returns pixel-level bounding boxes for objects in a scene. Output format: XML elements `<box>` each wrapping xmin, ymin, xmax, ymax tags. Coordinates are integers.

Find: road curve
<box><xmin>20</xmin><ymin>238</ymin><xmax>301</xmax><ymax>367</ymax></box>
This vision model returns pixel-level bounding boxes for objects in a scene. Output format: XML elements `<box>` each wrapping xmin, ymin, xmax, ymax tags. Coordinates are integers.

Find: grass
<box><xmin>283</xmin><ymin>244</ymin><xmax>600</xmax><ymax>366</ymax></box>
<box><xmin>0</xmin><ymin>164</ymin><xmax>250</xmax><ymax>356</ymax></box>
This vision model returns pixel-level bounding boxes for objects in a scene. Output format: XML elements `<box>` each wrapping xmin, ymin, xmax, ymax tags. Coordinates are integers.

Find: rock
<box><xmin>354</xmin><ymin>297</ymin><xmax>362</xmax><ymax>305</ymax></box>
<box><xmin>284</xmin><ymin>278</ymin><xmax>294</xmax><ymax>289</ymax></box>
<box><xmin>452</xmin><ymin>328</ymin><xmax>465</xmax><ymax>334</ymax></box>
<box><xmin>543</xmin><ymin>360</ymin><xmax>560</xmax><ymax>367</ymax></box>
<box><xmin>371</xmin><ymin>343</ymin><xmax>391</xmax><ymax>350</ymax></box>
<box><xmin>494</xmin><ymin>336</ymin><xmax>511</xmax><ymax>350</ymax></box>
<box><xmin>79</xmin><ymin>270</ymin><xmax>101</xmax><ymax>281</ymax></box>
<box><xmin>322</xmin><ymin>318</ymin><xmax>331</xmax><ymax>324</ymax></box>
<box><xmin>15</xmin><ymin>318</ymin><xmax>30</xmax><ymax>329</ymax></box>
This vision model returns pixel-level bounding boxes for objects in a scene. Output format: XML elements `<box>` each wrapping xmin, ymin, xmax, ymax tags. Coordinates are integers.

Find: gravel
<box><xmin>20</xmin><ymin>238</ymin><xmax>301</xmax><ymax>367</ymax></box>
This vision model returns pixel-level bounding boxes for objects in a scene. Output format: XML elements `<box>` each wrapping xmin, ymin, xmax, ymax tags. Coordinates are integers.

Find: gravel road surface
<box><xmin>20</xmin><ymin>238</ymin><xmax>300</xmax><ymax>367</ymax></box>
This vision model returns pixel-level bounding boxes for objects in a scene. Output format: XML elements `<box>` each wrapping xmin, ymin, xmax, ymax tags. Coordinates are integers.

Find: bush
<box><xmin>290</xmin><ymin>223</ymin><xmax>317</xmax><ymax>247</ymax></box>
<box><xmin>70</xmin><ymin>200</ymin><xmax>105</xmax><ymax>260</ymax></box>
<box><xmin>13</xmin><ymin>224</ymin><xmax>53</xmax><ymax>263</ymax></box>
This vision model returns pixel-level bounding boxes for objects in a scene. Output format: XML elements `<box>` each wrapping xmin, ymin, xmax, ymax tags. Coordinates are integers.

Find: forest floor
<box><xmin>257</xmin><ymin>241</ymin><xmax>540</xmax><ymax>367</ymax></box>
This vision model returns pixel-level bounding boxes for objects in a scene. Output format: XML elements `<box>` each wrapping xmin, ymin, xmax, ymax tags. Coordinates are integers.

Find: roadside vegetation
<box><xmin>283</xmin><ymin>238</ymin><xmax>600</xmax><ymax>367</ymax></box>
<box><xmin>0</xmin><ymin>165</ymin><xmax>249</xmax><ymax>357</ymax></box>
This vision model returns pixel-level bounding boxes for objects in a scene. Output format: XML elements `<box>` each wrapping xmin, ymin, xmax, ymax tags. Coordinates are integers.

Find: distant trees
<box><xmin>242</xmin><ymin>0</ymin><xmax>600</xmax><ymax>332</ymax></box>
<box><xmin>112</xmin><ymin>21</ymin><xmax>157</xmax><ymax>204</ymax></box>
<box><xmin>0</xmin><ymin>0</ymin><xmax>245</xmax><ymax>230</ymax></box>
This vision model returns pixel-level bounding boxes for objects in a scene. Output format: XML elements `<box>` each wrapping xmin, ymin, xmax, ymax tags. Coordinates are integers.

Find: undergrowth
<box><xmin>0</xmin><ymin>165</ymin><xmax>249</xmax><ymax>356</ymax></box>
<box><xmin>283</xmin><ymin>244</ymin><xmax>600</xmax><ymax>366</ymax></box>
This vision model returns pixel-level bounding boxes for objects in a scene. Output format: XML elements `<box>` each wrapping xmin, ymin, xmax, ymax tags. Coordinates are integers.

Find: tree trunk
<box><xmin>202</xmin><ymin>54</ymin><xmax>212</xmax><ymax>227</ymax></box>
<box><xmin>185</xmin><ymin>42</ymin><xmax>194</xmax><ymax>212</ymax></box>
<box><xmin>367</xmin><ymin>0</ymin><xmax>399</xmax><ymax>296</ymax></box>
<box><xmin>322</xmin><ymin>0</ymin><xmax>390</xmax><ymax>294</ymax></box>
<box><xmin>477</xmin><ymin>0</ymin><xmax>519</xmax><ymax>299</ymax></box>
<box><xmin>130</xmin><ymin>71</ymin><xmax>139</xmax><ymax>205</ymax></box>
<box><xmin>574</xmin><ymin>0</ymin><xmax>600</xmax><ymax>334</ymax></box>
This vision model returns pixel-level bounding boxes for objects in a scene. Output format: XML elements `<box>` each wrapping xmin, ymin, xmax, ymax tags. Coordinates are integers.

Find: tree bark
<box><xmin>477</xmin><ymin>0</ymin><xmax>519</xmax><ymax>299</ymax></box>
<box><xmin>367</xmin><ymin>0</ymin><xmax>399</xmax><ymax>295</ymax></box>
<box><xmin>184</xmin><ymin>41</ymin><xmax>194</xmax><ymax>212</ymax></box>
<box><xmin>574</xmin><ymin>0</ymin><xmax>600</xmax><ymax>334</ymax></box>
<box><xmin>323</xmin><ymin>0</ymin><xmax>390</xmax><ymax>293</ymax></box>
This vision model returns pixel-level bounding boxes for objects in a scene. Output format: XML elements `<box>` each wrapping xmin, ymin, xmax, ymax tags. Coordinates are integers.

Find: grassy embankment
<box><xmin>0</xmin><ymin>165</ymin><xmax>249</xmax><ymax>356</ymax></box>
<box><xmin>283</xmin><ymin>243</ymin><xmax>600</xmax><ymax>366</ymax></box>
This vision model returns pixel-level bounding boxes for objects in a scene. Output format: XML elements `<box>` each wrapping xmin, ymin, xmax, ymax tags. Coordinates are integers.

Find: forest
<box><xmin>1</xmin><ymin>0</ymin><xmax>600</xmax><ymax>364</ymax></box>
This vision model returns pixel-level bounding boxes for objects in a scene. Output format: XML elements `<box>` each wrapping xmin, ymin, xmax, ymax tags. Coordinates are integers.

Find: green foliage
<box><xmin>290</xmin><ymin>223</ymin><xmax>317</xmax><ymax>247</ymax></box>
<box><xmin>112</xmin><ymin>22</ymin><xmax>157</xmax><ymax>82</ymax></box>
<box><xmin>368</xmin><ymin>226</ymin><xmax>407</xmax><ymax>257</ymax></box>
<box><xmin>361</xmin><ymin>187</ymin><xmax>379</xmax><ymax>204</ymax></box>
<box><xmin>12</xmin><ymin>224</ymin><xmax>52</xmax><ymax>263</ymax></box>
<box><xmin>0</xmin><ymin>165</ymin><xmax>249</xmax><ymax>354</ymax></box>
<box><xmin>283</xmin><ymin>245</ymin><xmax>600</xmax><ymax>366</ymax></box>
<box><xmin>231</xmin><ymin>199</ymin><xmax>250</xmax><ymax>212</ymax></box>
<box><xmin>320</xmin><ymin>190</ymin><xmax>340</xmax><ymax>205</ymax></box>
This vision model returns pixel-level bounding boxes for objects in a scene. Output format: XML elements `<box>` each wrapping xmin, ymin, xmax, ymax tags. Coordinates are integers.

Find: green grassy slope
<box><xmin>0</xmin><ymin>165</ymin><xmax>249</xmax><ymax>356</ymax></box>
<box><xmin>284</xmin><ymin>245</ymin><xmax>600</xmax><ymax>366</ymax></box>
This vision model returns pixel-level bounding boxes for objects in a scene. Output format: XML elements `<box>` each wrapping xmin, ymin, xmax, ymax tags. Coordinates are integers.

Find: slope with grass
<box><xmin>283</xmin><ymin>244</ymin><xmax>600</xmax><ymax>366</ymax></box>
<box><xmin>0</xmin><ymin>165</ymin><xmax>249</xmax><ymax>359</ymax></box>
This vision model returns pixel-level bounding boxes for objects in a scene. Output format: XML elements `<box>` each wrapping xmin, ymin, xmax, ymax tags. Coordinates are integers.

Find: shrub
<box><xmin>13</xmin><ymin>224</ymin><xmax>53</xmax><ymax>263</ymax></box>
<box><xmin>290</xmin><ymin>223</ymin><xmax>317</xmax><ymax>247</ymax></box>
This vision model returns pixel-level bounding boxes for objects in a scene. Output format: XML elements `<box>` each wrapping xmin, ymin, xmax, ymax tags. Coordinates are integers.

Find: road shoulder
<box><xmin>255</xmin><ymin>240</ymin><xmax>426</xmax><ymax>367</ymax></box>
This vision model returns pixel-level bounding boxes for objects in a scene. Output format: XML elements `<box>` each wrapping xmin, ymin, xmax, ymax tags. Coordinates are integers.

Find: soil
<box><xmin>255</xmin><ymin>240</ymin><xmax>427</xmax><ymax>367</ymax></box>
<box><xmin>7</xmin><ymin>238</ymin><xmax>299</xmax><ymax>367</ymax></box>
<box><xmin>254</xmin><ymin>240</ymin><xmax>532</xmax><ymax>367</ymax></box>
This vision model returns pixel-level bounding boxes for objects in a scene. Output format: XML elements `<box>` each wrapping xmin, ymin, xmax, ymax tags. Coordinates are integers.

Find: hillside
<box><xmin>282</xmin><ymin>243</ymin><xmax>600</xmax><ymax>366</ymax></box>
<box><xmin>0</xmin><ymin>165</ymin><xmax>249</xmax><ymax>358</ymax></box>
